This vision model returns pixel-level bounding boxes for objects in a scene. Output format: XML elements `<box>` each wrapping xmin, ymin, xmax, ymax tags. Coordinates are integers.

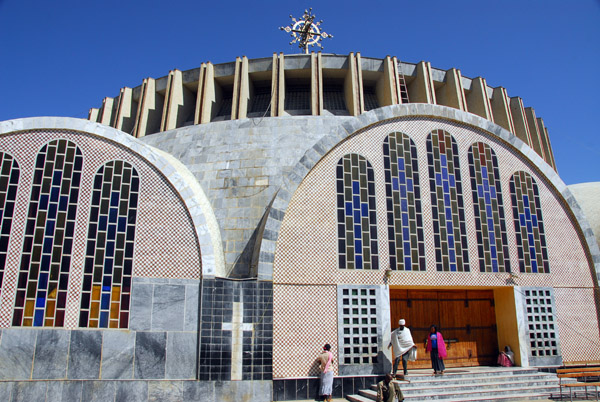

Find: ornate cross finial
<box><xmin>279</xmin><ymin>8</ymin><xmax>333</xmax><ymax>54</ymax></box>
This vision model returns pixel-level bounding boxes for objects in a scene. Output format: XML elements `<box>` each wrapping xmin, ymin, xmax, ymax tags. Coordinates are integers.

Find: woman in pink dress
<box><xmin>425</xmin><ymin>325</ymin><xmax>447</xmax><ymax>375</ymax></box>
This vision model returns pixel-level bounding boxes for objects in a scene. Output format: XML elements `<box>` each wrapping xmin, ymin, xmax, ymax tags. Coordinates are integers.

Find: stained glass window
<box><xmin>468</xmin><ymin>143</ymin><xmax>510</xmax><ymax>273</ymax></box>
<box><xmin>336</xmin><ymin>154</ymin><xmax>379</xmax><ymax>270</ymax></box>
<box><xmin>510</xmin><ymin>171</ymin><xmax>549</xmax><ymax>273</ymax></box>
<box><xmin>383</xmin><ymin>132</ymin><xmax>425</xmax><ymax>271</ymax></box>
<box><xmin>426</xmin><ymin>130</ymin><xmax>469</xmax><ymax>272</ymax></box>
<box><xmin>13</xmin><ymin>139</ymin><xmax>83</xmax><ymax>327</ymax></box>
<box><xmin>0</xmin><ymin>152</ymin><xmax>19</xmax><ymax>296</ymax></box>
<box><xmin>79</xmin><ymin>161</ymin><xmax>139</xmax><ymax>328</ymax></box>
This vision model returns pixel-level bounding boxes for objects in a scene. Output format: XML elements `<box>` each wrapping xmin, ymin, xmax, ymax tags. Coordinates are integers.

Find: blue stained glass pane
<box><xmin>353</xmin><ymin>210</ymin><xmax>360</xmax><ymax>223</ymax></box>
<box><xmin>404</xmin><ymin>257</ymin><xmax>411</xmax><ymax>269</ymax></box>
<box><xmin>34</xmin><ymin>309</ymin><xmax>44</xmax><ymax>326</ymax></box>
<box><xmin>401</xmin><ymin>213</ymin><xmax>408</xmax><ymax>226</ymax></box>
<box><xmin>477</xmin><ymin>185</ymin><xmax>484</xmax><ymax>198</ymax></box>
<box><xmin>529</xmin><ymin>246</ymin><xmax>536</xmax><ymax>257</ymax></box>
<box><xmin>442</xmin><ymin>166</ymin><xmax>449</xmax><ymax>181</ymax></box>
<box><xmin>435</xmin><ymin>173</ymin><xmax>442</xmax><ymax>186</ymax></box>
<box><xmin>355</xmin><ymin>239</ymin><xmax>362</xmax><ymax>250</ymax></box>
<box><xmin>48</xmin><ymin>202</ymin><xmax>57</xmax><ymax>219</ymax></box>
<box><xmin>399</xmin><ymin>185</ymin><xmax>406</xmax><ymax>198</ymax></box>
<box><xmin>481</xmin><ymin>166</ymin><xmax>488</xmax><ymax>177</ymax></box>
<box><xmin>36</xmin><ymin>294</ymin><xmax>46</xmax><ymax>307</ymax></box>
<box><xmin>399</xmin><ymin>171</ymin><xmax>406</xmax><ymax>184</ymax></box>
<box><xmin>53</xmin><ymin>170</ymin><xmax>62</xmax><ymax>183</ymax></box>
<box><xmin>523</xmin><ymin>195</ymin><xmax>529</xmax><ymax>205</ymax></box>
<box><xmin>403</xmin><ymin>241</ymin><xmax>410</xmax><ymax>255</ymax></box>
<box><xmin>484</xmin><ymin>192</ymin><xmax>491</xmax><ymax>204</ymax></box>
<box><xmin>354</xmin><ymin>225</ymin><xmax>361</xmax><ymax>239</ymax></box>
<box><xmin>50</xmin><ymin>186</ymin><xmax>59</xmax><ymax>202</ymax></box>
<box><xmin>361</xmin><ymin>202</ymin><xmax>368</xmax><ymax>216</ymax></box>
<box><xmin>487</xmin><ymin>218</ymin><xmax>494</xmax><ymax>229</ymax></box>
<box><xmin>99</xmin><ymin>215</ymin><xmax>108</xmax><ymax>231</ymax></box>
<box><xmin>118</xmin><ymin>217</ymin><xmax>127</xmax><ymax>232</ymax></box>
<box><xmin>41</xmin><ymin>254</ymin><xmax>51</xmax><ymax>270</ymax></box>
<box><xmin>483</xmin><ymin>178</ymin><xmax>489</xmax><ymax>192</ymax></box>
<box><xmin>101</xmin><ymin>292</ymin><xmax>110</xmax><ymax>309</ymax></box>
<box><xmin>45</xmin><ymin>220</ymin><xmax>55</xmax><ymax>236</ymax></box>
<box><xmin>525</xmin><ymin>207</ymin><xmax>531</xmax><ymax>221</ymax></box>
<box><xmin>490</xmin><ymin>186</ymin><xmax>497</xmax><ymax>198</ymax></box>
<box><xmin>491</xmin><ymin>245</ymin><xmax>497</xmax><ymax>258</ymax></box>
<box><xmin>531</xmin><ymin>260</ymin><xmax>538</xmax><ymax>273</ymax></box>
<box><xmin>450</xmin><ymin>263</ymin><xmax>457</xmax><ymax>272</ymax></box>
<box><xmin>58</xmin><ymin>195</ymin><xmax>68</xmax><ymax>211</ymax></box>
<box><xmin>392</xmin><ymin>177</ymin><xmax>399</xmax><ymax>191</ymax></box>
<box><xmin>449</xmin><ymin>175</ymin><xmax>455</xmax><ymax>187</ymax></box>
<box><xmin>528</xmin><ymin>234</ymin><xmax>535</xmax><ymax>245</ymax></box>
<box><xmin>447</xmin><ymin>220</ymin><xmax>453</xmax><ymax>232</ymax></box>
<box><xmin>110</xmin><ymin>192</ymin><xmax>119</xmax><ymax>207</ymax></box>
<box><xmin>355</xmin><ymin>254</ymin><xmax>363</xmax><ymax>269</ymax></box>
<box><xmin>352</xmin><ymin>181</ymin><xmax>360</xmax><ymax>194</ymax></box>
<box><xmin>107</xmin><ymin>225</ymin><xmax>116</xmax><ymax>240</ymax></box>
<box><xmin>106</xmin><ymin>243</ymin><xmax>115</xmax><ymax>257</ymax></box>
<box><xmin>519</xmin><ymin>214</ymin><xmax>526</xmax><ymax>226</ymax></box>
<box><xmin>526</xmin><ymin>221</ymin><xmax>533</xmax><ymax>232</ymax></box>
<box><xmin>103</xmin><ymin>275</ymin><xmax>112</xmax><ymax>287</ymax></box>
<box><xmin>407</xmin><ymin>178</ymin><xmax>413</xmax><ymax>192</ymax></box>
<box><xmin>532</xmin><ymin>215</ymin><xmax>538</xmax><ymax>226</ymax></box>
<box><xmin>353</xmin><ymin>195</ymin><xmax>360</xmax><ymax>209</ymax></box>
<box><xmin>104</xmin><ymin>257</ymin><xmax>114</xmax><ymax>272</ymax></box>
<box><xmin>443</xmin><ymin>193</ymin><xmax>450</xmax><ymax>205</ymax></box>
<box><xmin>100</xmin><ymin>311</ymin><xmax>109</xmax><ymax>327</ymax></box>
<box><xmin>397</xmin><ymin>158</ymin><xmax>405</xmax><ymax>170</ymax></box>
<box><xmin>345</xmin><ymin>202</ymin><xmax>352</xmax><ymax>216</ymax></box>
<box><xmin>40</xmin><ymin>194</ymin><xmax>49</xmax><ymax>210</ymax></box>
<box><xmin>401</xmin><ymin>199</ymin><xmax>408</xmax><ymax>212</ymax></box>
<box><xmin>489</xmin><ymin>231</ymin><xmax>495</xmax><ymax>243</ymax></box>
<box><xmin>43</xmin><ymin>238</ymin><xmax>53</xmax><ymax>254</ymax></box>
<box><xmin>443</xmin><ymin>181</ymin><xmax>449</xmax><ymax>193</ymax></box>
<box><xmin>486</xmin><ymin>205</ymin><xmax>493</xmax><ymax>217</ymax></box>
<box><xmin>492</xmin><ymin>260</ymin><xmax>498</xmax><ymax>272</ymax></box>
<box><xmin>448</xmin><ymin>235</ymin><xmax>454</xmax><ymax>244</ymax></box>
<box><xmin>441</xmin><ymin>154</ymin><xmax>447</xmax><ymax>166</ymax></box>
<box><xmin>449</xmin><ymin>250</ymin><xmax>456</xmax><ymax>263</ymax></box>
<box><xmin>39</xmin><ymin>273</ymin><xmax>48</xmax><ymax>289</ymax></box>
<box><xmin>109</xmin><ymin>207</ymin><xmax>118</xmax><ymax>223</ymax></box>
<box><xmin>445</xmin><ymin>208</ymin><xmax>452</xmax><ymax>220</ymax></box>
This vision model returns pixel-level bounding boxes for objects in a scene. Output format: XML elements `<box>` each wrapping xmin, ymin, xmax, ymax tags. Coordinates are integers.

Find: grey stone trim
<box><xmin>0</xmin><ymin>117</ymin><xmax>224</xmax><ymax>278</ymax></box>
<box><xmin>257</xmin><ymin>104</ymin><xmax>600</xmax><ymax>282</ymax></box>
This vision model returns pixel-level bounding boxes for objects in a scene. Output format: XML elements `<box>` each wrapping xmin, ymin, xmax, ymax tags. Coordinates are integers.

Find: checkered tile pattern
<box><xmin>273</xmin><ymin>284</ymin><xmax>338</xmax><ymax>378</ymax></box>
<box><xmin>273</xmin><ymin>117</ymin><xmax>597</xmax><ymax>370</ymax></box>
<box><xmin>0</xmin><ymin>129</ymin><xmax>201</xmax><ymax>329</ymax></box>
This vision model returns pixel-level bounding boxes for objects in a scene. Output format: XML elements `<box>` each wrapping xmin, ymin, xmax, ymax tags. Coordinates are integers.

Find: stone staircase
<box><xmin>347</xmin><ymin>367</ymin><xmax>565</xmax><ymax>401</ymax></box>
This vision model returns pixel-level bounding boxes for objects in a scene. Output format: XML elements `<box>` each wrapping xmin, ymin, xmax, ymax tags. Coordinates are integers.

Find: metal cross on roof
<box><xmin>279</xmin><ymin>8</ymin><xmax>333</xmax><ymax>54</ymax></box>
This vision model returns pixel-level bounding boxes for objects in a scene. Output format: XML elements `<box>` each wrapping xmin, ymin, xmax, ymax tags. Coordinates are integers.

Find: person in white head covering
<box><xmin>388</xmin><ymin>318</ymin><xmax>416</xmax><ymax>377</ymax></box>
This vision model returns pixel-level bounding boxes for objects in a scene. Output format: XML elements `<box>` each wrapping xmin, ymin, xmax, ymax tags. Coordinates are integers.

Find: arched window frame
<box><xmin>336</xmin><ymin>153</ymin><xmax>379</xmax><ymax>270</ymax></box>
<box><xmin>0</xmin><ymin>152</ymin><xmax>19</xmax><ymax>296</ymax></box>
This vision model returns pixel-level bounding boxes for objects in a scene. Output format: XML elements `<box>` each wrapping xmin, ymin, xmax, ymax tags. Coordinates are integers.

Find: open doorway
<box><xmin>389</xmin><ymin>289</ymin><xmax>499</xmax><ymax>368</ymax></box>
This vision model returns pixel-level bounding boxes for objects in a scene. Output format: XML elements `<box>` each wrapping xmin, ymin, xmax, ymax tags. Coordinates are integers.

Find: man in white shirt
<box><xmin>388</xmin><ymin>318</ymin><xmax>416</xmax><ymax>377</ymax></box>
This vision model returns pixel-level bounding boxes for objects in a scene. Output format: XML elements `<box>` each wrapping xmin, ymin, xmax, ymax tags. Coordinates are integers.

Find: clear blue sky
<box><xmin>1</xmin><ymin>0</ymin><xmax>598</xmax><ymax>185</ymax></box>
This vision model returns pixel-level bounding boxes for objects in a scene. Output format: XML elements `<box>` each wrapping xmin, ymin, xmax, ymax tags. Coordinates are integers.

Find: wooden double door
<box><xmin>390</xmin><ymin>289</ymin><xmax>498</xmax><ymax>368</ymax></box>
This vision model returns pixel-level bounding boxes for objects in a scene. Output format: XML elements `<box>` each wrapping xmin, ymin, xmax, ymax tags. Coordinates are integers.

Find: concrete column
<box><xmin>114</xmin><ymin>87</ymin><xmax>137</xmax><ymax>134</ymax></box>
<box><xmin>231</xmin><ymin>56</ymin><xmax>250</xmax><ymax>120</ymax></box>
<box><xmin>389</xmin><ymin>56</ymin><xmax>401</xmax><ymax>105</ymax></box>
<box><xmin>345</xmin><ymin>52</ymin><xmax>361</xmax><ymax>116</ymax></box>
<box><xmin>491</xmin><ymin>87</ymin><xmax>515</xmax><ymax>134</ymax></box>
<box><xmin>524</xmin><ymin>108</ymin><xmax>546</xmax><ymax>160</ymax></box>
<box><xmin>435</xmin><ymin>68</ymin><xmax>467</xmax><ymax>111</ymax></box>
<box><xmin>378</xmin><ymin>56</ymin><xmax>396</xmax><ymax>107</ymax></box>
<box><xmin>98</xmin><ymin>97</ymin><xmax>116</xmax><ymax>126</ymax></box>
<box><xmin>356</xmin><ymin>52</ymin><xmax>365</xmax><ymax>114</ymax></box>
<box><xmin>270</xmin><ymin>53</ymin><xmax>285</xmax><ymax>117</ymax></box>
<box><xmin>536</xmin><ymin>118</ymin><xmax>557</xmax><ymax>170</ymax></box>
<box><xmin>509</xmin><ymin>97</ymin><xmax>533</xmax><ymax>148</ymax></box>
<box><xmin>311</xmin><ymin>52</ymin><xmax>323</xmax><ymax>115</ymax></box>
<box><xmin>543</xmin><ymin>126</ymin><xmax>557</xmax><ymax>171</ymax></box>
<box><xmin>408</xmin><ymin>61</ymin><xmax>436</xmax><ymax>104</ymax></box>
<box><xmin>133</xmin><ymin>78</ymin><xmax>164</xmax><ymax>138</ymax></box>
<box><xmin>194</xmin><ymin>62</ymin><xmax>216</xmax><ymax>124</ymax></box>
<box><xmin>466</xmin><ymin>77</ymin><xmax>493</xmax><ymax>121</ymax></box>
<box><xmin>88</xmin><ymin>108</ymin><xmax>100</xmax><ymax>122</ymax></box>
<box><xmin>161</xmin><ymin>69</ymin><xmax>195</xmax><ymax>131</ymax></box>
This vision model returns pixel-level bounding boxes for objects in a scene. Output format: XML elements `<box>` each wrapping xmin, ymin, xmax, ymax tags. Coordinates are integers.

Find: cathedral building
<box><xmin>0</xmin><ymin>51</ymin><xmax>598</xmax><ymax>401</ymax></box>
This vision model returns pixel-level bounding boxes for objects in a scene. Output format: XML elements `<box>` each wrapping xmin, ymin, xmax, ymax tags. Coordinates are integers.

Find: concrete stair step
<box><xmin>358</xmin><ymin>384</ymin><xmax>561</xmax><ymax>399</ymax></box>
<box><xmin>370</xmin><ymin>373</ymin><xmax>559</xmax><ymax>389</ymax></box>
<box><xmin>389</xmin><ymin>379</ymin><xmax>560</xmax><ymax>394</ymax></box>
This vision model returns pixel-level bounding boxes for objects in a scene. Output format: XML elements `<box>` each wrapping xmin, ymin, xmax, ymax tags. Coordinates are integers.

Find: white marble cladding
<box><xmin>0</xmin><ymin>278</ymin><xmax>200</xmax><ymax>381</ymax></box>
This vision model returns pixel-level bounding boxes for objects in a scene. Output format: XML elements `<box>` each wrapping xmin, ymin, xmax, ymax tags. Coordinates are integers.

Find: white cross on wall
<box><xmin>222</xmin><ymin>301</ymin><xmax>254</xmax><ymax>381</ymax></box>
